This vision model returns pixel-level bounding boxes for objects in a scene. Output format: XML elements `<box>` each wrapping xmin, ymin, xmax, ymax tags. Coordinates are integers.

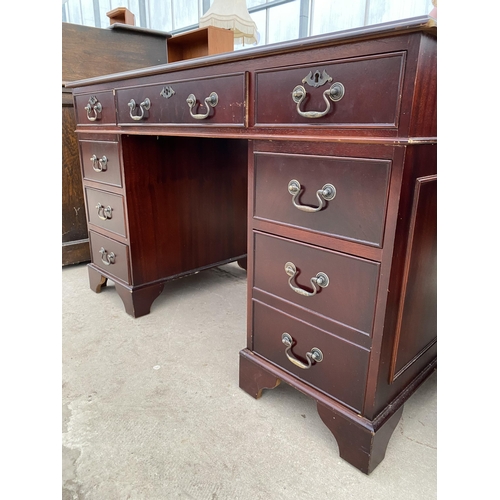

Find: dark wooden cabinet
<box><xmin>66</xmin><ymin>16</ymin><xmax>436</xmax><ymax>474</ymax></box>
<box><xmin>62</xmin><ymin>22</ymin><xmax>170</xmax><ymax>266</ymax></box>
<box><xmin>62</xmin><ymin>88</ymin><xmax>89</xmax><ymax>265</ymax></box>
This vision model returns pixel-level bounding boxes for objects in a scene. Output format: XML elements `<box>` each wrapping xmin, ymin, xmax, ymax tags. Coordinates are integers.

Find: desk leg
<box><xmin>238</xmin><ymin>348</ymin><xmax>403</xmax><ymax>474</ymax></box>
<box><xmin>237</xmin><ymin>257</ymin><xmax>248</xmax><ymax>270</ymax></box>
<box><xmin>88</xmin><ymin>265</ymin><xmax>107</xmax><ymax>292</ymax></box>
<box><xmin>87</xmin><ymin>265</ymin><xmax>164</xmax><ymax>318</ymax></box>
<box><xmin>114</xmin><ymin>281</ymin><xmax>164</xmax><ymax>319</ymax></box>
<box><xmin>316</xmin><ymin>402</ymin><xmax>403</xmax><ymax>475</ymax></box>
<box><xmin>239</xmin><ymin>350</ymin><xmax>281</xmax><ymax>399</ymax></box>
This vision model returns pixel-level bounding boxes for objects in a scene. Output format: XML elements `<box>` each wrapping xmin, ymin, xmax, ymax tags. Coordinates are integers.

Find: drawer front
<box><xmin>74</xmin><ymin>92</ymin><xmax>116</xmax><ymax>126</ymax></box>
<box><xmin>254</xmin><ymin>152</ymin><xmax>391</xmax><ymax>247</ymax></box>
<box><xmin>85</xmin><ymin>187</ymin><xmax>127</xmax><ymax>238</ymax></box>
<box><xmin>253</xmin><ymin>232</ymin><xmax>379</xmax><ymax>336</ymax></box>
<box><xmin>252</xmin><ymin>300</ymin><xmax>369</xmax><ymax>412</ymax></box>
<box><xmin>89</xmin><ymin>231</ymin><xmax>130</xmax><ymax>284</ymax></box>
<box><xmin>255</xmin><ymin>52</ymin><xmax>405</xmax><ymax>128</ymax></box>
<box><xmin>80</xmin><ymin>139</ymin><xmax>122</xmax><ymax>187</ymax></box>
<box><xmin>116</xmin><ymin>73</ymin><xmax>246</xmax><ymax>126</ymax></box>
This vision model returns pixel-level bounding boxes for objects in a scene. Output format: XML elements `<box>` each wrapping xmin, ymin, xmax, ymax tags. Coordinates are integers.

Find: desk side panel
<box><xmin>367</xmin><ymin>144</ymin><xmax>437</xmax><ymax>419</ymax></box>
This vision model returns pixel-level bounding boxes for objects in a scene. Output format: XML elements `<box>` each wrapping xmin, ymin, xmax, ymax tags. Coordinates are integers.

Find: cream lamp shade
<box><xmin>199</xmin><ymin>0</ymin><xmax>258</xmax><ymax>46</ymax></box>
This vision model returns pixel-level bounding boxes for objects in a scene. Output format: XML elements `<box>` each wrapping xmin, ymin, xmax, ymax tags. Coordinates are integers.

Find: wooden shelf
<box><xmin>167</xmin><ymin>26</ymin><xmax>234</xmax><ymax>62</ymax></box>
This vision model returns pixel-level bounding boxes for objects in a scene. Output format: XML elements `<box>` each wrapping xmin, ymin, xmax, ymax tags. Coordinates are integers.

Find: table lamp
<box><xmin>199</xmin><ymin>0</ymin><xmax>258</xmax><ymax>46</ymax></box>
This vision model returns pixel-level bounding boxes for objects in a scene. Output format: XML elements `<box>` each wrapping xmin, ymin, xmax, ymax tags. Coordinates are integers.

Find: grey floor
<box><xmin>62</xmin><ymin>262</ymin><xmax>437</xmax><ymax>500</ymax></box>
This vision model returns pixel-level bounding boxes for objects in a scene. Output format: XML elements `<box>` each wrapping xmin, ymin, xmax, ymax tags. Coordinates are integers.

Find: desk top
<box><xmin>68</xmin><ymin>15</ymin><xmax>436</xmax><ymax>145</ymax></box>
<box><xmin>66</xmin><ymin>16</ymin><xmax>436</xmax><ymax>89</ymax></box>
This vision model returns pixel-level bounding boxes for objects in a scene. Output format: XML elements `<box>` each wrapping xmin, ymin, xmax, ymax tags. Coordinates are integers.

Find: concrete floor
<box><xmin>62</xmin><ymin>262</ymin><xmax>437</xmax><ymax>500</ymax></box>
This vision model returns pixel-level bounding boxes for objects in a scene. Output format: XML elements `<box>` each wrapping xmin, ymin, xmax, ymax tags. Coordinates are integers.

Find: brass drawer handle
<box><xmin>128</xmin><ymin>98</ymin><xmax>151</xmax><ymax>121</ymax></box>
<box><xmin>99</xmin><ymin>247</ymin><xmax>115</xmax><ymax>266</ymax></box>
<box><xmin>292</xmin><ymin>82</ymin><xmax>344</xmax><ymax>119</ymax></box>
<box><xmin>84</xmin><ymin>96</ymin><xmax>102</xmax><ymax>122</ymax></box>
<box><xmin>282</xmin><ymin>333</ymin><xmax>323</xmax><ymax>369</ymax></box>
<box><xmin>285</xmin><ymin>262</ymin><xmax>329</xmax><ymax>297</ymax></box>
<box><xmin>186</xmin><ymin>92</ymin><xmax>218</xmax><ymax>120</ymax></box>
<box><xmin>90</xmin><ymin>154</ymin><xmax>108</xmax><ymax>172</ymax></box>
<box><xmin>95</xmin><ymin>202</ymin><xmax>113</xmax><ymax>221</ymax></box>
<box><xmin>288</xmin><ymin>179</ymin><xmax>336</xmax><ymax>213</ymax></box>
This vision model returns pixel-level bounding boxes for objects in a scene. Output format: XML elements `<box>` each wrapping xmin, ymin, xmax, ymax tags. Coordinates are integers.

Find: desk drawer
<box><xmin>254</xmin><ymin>152</ymin><xmax>391</xmax><ymax>247</ymax></box>
<box><xmin>74</xmin><ymin>91</ymin><xmax>116</xmax><ymax>126</ymax></box>
<box><xmin>89</xmin><ymin>231</ymin><xmax>130</xmax><ymax>284</ymax></box>
<box><xmin>253</xmin><ymin>232</ymin><xmax>379</xmax><ymax>336</ymax></box>
<box><xmin>252</xmin><ymin>300</ymin><xmax>369</xmax><ymax>412</ymax></box>
<box><xmin>80</xmin><ymin>139</ymin><xmax>122</xmax><ymax>187</ymax></box>
<box><xmin>116</xmin><ymin>73</ymin><xmax>246</xmax><ymax>126</ymax></box>
<box><xmin>85</xmin><ymin>187</ymin><xmax>127</xmax><ymax>238</ymax></box>
<box><xmin>255</xmin><ymin>52</ymin><xmax>405</xmax><ymax>128</ymax></box>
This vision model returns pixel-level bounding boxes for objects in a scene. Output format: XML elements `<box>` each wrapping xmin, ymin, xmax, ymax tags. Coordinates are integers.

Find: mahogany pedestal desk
<box><xmin>67</xmin><ymin>16</ymin><xmax>437</xmax><ymax>474</ymax></box>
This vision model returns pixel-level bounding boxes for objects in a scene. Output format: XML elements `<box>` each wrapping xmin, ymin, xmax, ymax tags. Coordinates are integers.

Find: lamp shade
<box><xmin>199</xmin><ymin>0</ymin><xmax>258</xmax><ymax>46</ymax></box>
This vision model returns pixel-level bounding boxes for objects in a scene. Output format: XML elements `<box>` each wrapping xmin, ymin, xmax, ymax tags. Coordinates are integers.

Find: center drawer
<box><xmin>115</xmin><ymin>73</ymin><xmax>246</xmax><ymax>126</ymax></box>
<box><xmin>253</xmin><ymin>232</ymin><xmax>380</xmax><ymax>336</ymax></box>
<box><xmin>253</xmin><ymin>152</ymin><xmax>391</xmax><ymax>247</ymax></box>
<box><xmin>252</xmin><ymin>299</ymin><xmax>369</xmax><ymax>412</ymax></box>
